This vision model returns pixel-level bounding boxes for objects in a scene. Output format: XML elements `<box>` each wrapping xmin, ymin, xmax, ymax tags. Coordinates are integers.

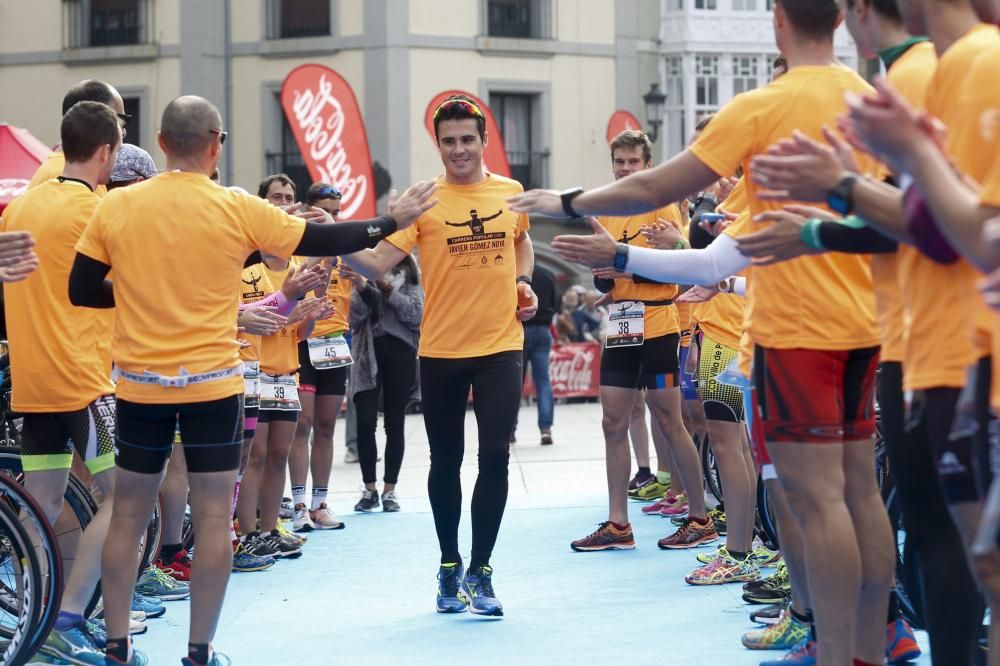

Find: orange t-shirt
<box><xmin>238</xmin><ymin>264</ymin><xmax>277</xmax><ymax>363</ymax></box>
<box><xmin>694</xmin><ymin>184</ymin><xmax>748</xmax><ymax>351</ymax></box>
<box><xmin>75</xmin><ymin>171</ymin><xmax>306</xmax><ymax>404</ymax></box>
<box><xmin>599</xmin><ymin>204</ymin><xmax>683</xmax><ymax>340</ymax></box>
<box><xmin>691</xmin><ymin>65</ymin><xmax>880</xmax><ymax>351</ymax></box>
<box><xmin>386</xmin><ymin>174</ymin><xmax>529</xmax><ymax>359</ymax></box>
<box><xmin>257</xmin><ymin>261</ymin><xmax>304</xmax><ymax>376</ymax></box>
<box><xmin>311</xmin><ymin>258</ymin><xmax>352</xmax><ymax>337</ymax></box>
<box><xmin>1</xmin><ymin>179</ymin><xmax>115</xmax><ymax>411</ymax></box>
<box><xmin>28</xmin><ymin>151</ymin><xmax>108</xmax><ymax>196</ymax></box>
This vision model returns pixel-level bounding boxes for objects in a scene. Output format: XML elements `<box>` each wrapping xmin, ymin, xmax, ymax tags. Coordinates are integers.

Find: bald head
<box><xmin>62</xmin><ymin>79</ymin><xmax>124</xmax><ymax>116</ymax></box>
<box><xmin>160</xmin><ymin>96</ymin><xmax>223</xmax><ymax>158</ymax></box>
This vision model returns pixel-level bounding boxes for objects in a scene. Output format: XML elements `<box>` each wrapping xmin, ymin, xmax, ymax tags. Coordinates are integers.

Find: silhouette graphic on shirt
<box><xmin>619</xmin><ymin>228</ymin><xmax>643</xmax><ymax>244</ymax></box>
<box><xmin>242</xmin><ymin>271</ymin><xmax>263</xmax><ymax>297</ymax></box>
<box><xmin>445</xmin><ymin>209</ymin><xmax>503</xmax><ymax>236</ymax></box>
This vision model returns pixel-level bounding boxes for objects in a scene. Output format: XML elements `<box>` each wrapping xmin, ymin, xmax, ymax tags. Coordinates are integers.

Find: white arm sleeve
<box><xmin>624</xmin><ymin>234</ymin><xmax>751</xmax><ymax>286</ymax></box>
<box><xmin>733</xmin><ymin>277</ymin><xmax>747</xmax><ymax>296</ymax></box>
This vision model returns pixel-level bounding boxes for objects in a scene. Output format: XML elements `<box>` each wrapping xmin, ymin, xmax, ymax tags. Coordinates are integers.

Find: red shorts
<box><xmin>753</xmin><ymin>346</ymin><xmax>879</xmax><ymax>444</ymax></box>
<box><xmin>747</xmin><ymin>385</ymin><xmax>770</xmax><ymax>474</ymax></box>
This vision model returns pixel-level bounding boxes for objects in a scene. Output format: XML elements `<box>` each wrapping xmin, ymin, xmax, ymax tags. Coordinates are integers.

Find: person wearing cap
<box><xmin>108</xmin><ymin>144</ymin><xmax>158</xmax><ymax>189</ymax></box>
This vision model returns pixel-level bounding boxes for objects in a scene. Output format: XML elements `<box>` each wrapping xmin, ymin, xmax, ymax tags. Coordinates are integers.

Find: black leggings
<box><xmin>421</xmin><ymin>351</ymin><xmax>522</xmax><ymax>570</ymax></box>
<box><xmin>354</xmin><ymin>335</ymin><xmax>417</xmax><ymax>485</ymax></box>
<box><xmin>882</xmin><ymin>362</ymin><xmax>984</xmax><ymax>665</ymax></box>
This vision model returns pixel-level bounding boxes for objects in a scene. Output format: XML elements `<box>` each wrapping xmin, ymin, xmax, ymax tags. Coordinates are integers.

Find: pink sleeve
<box><xmin>239</xmin><ymin>290</ymin><xmax>295</xmax><ymax>316</ymax></box>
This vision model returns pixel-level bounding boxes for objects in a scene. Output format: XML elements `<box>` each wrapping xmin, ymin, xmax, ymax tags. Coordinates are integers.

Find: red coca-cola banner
<box><xmin>523</xmin><ymin>342</ymin><xmax>601</xmax><ymax>399</ymax></box>
<box><xmin>423</xmin><ymin>90</ymin><xmax>512</xmax><ymax>178</ymax></box>
<box><xmin>606</xmin><ymin>110</ymin><xmax>643</xmax><ymax>144</ymax></box>
<box><xmin>280</xmin><ymin>64</ymin><xmax>376</xmax><ymax>220</ymax></box>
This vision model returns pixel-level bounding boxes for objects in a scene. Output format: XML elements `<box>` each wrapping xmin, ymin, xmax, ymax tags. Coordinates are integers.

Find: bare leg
<box><xmin>628</xmin><ymin>391</ymin><xmax>651</xmax><ymax>470</ymax></box>
<box><xmin>647</xmin><ymin>387</ymin><xmax>706</xmax><ymax>520</ymax></box>
<box><xmin>708</xmin><ymin>419</ymin><xmax>753</xmax><ymax>553</ymax></box>
<box><xmin>236</xmin><ymin>423</ymin><xmax>268</xmax><ymax>535</ymax></box>
<box><xmin>187</xmin><ymin>469</ymin><xmax>239</xmax><ymax>644</ymax></box>
<box><xmin>601</xmin><ymin>386</ymin><xmax>639</xmax><ymax>525</ymax></box>
<box><xmin>258</xmin><ymin>419</ymin><xmax>298</xmax><ymax>533</ymax></box>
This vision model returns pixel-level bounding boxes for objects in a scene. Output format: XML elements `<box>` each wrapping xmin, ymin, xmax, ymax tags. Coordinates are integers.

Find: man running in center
<box><xmin>342</xmin><ymin>95</ymin><xmax>538</xmax><ymax>617</ymax></box>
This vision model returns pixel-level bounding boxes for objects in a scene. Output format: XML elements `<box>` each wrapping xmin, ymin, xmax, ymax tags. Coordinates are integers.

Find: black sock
<box><xmin>188</xmin><ymin>643</ymin><xmax>210</xmax><ymax>665</ymax></box>
<box><xmin>728</xmin><ymin>550</ymin><xmax>748</xmax><ymax>561</ymax></box>
<box><xmin>469</xmin><ymin>559</ymin><xmax>488</xmax><ymax>573</ymax></box>
<box><xmin>806</xmin><ymin>608</ymin><xmax>817</xmax><ymax>642</ymax></box>
<box><xmin>638</xmin><ymin>466</ymin><xmax>651</xmax><ymax>476</ymax></box>
<box><xmin>106</xmin><ymin>637</ymin><xmax>129</xmax><ymax>663</ymax></box>
<box><xmin>790</xmin><ymin>607</ymin><xmax>810</xmax><ymax>624</ymax></box>
<box><xmin>440</xmin><ymin>553</ymin><xmax>462</xmax><ymax>567</ymax></box>
<box><xmin>887</xmin><ymin>589</ymin><xmax>901</xmax><ymax>623</ymax></box>
<box><xmin>160</xmin><ymin>542</ymin><xmax>184</xmax><ymax>562</ymax></box>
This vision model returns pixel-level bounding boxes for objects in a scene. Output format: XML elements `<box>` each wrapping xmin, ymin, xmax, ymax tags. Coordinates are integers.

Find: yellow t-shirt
<box><xmin>599</xmin><ymin>204</ymin><xmax>683</xmax><ymax>340</ymax></box>
<box><xmin>386</xmin><ymin>174</ymin><xmax>529</xmax><ymax>359</ymax></box>
<box><xmin>694</xmin><ymin>185</ymin><xmax>748</xmax><ymax>351</ymax></box>
<box><xmin>691</xmin><ymin>65</ymin><xmax>880</xmax><ymax>351</ymax></box>
<box><xmin>238</xmin><ymin>264</ymin><xmax>277</xmax><ymax>363</ymax></box>
<box><xmin>257</xmin><ymin>262</ymin><xmax>303</xmax><ymax>376</ymax></box>
<box><xmin>75</xmin><ymin>171</ymin><xmax>306</xmax><ymax>404</ymax></box>
<box><xmin>28</xmin><ymin>151</ymin><xmax>108</xmax><ymax>196</ymax></box>
<box><xmin>311</xmin><ymin>258</ymin><xmax>352</xmax><ymax>337</ymax></box>
<box><xmin>1</xmin><ymin>179</ymin><xmax>115</xmax><ymax>411</ymax></box>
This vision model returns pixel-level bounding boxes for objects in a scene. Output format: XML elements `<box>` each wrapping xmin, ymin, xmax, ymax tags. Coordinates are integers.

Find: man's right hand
<box><xmin>0</xmin><ymin>231</ymin><xmax>38</xmax><ymax>282</ymax></box>
<box><xmin>238</xmin><ymin>306</ymin><xmax>287</xmax><ymax>336</ymax></box>
<box><xmin>281</xmin><ymin>264</ymin><xmax>327</xmax><ymax>299</ymax></box>
<box><xmin>387</xmin><ymin>181</ymin><xmax>439</xmax><ymax>230</ymax></box>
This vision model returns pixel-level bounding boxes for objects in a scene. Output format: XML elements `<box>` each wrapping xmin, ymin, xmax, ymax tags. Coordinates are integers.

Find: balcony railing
<box><xmin>63</xmin><ymin>0</ymin><xmax>152</xmax><ymax>49</ymax></box>
<box><xmin>486</xmin><ymin>0</ymin><xmax>551</xmax><ymax>39</ymax></box>
<box><xmin>265</xmin><ymin>0</ymin><xmax>331</xmax><ymax>40</ymax></box>
<box><xmin>506</xmin><ymin>150</ymin><xmax>549</xmax><ymax>191</ymax></box>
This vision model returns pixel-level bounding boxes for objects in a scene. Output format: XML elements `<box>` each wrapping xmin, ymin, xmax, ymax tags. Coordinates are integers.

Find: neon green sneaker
<box><xmin>685</xmin><ymin>551</ymin><xmax>761</xmax><ymax>586</ymax></box>
<box><xmin>752</xmin><ymin>544</ymin><xmax>783</xmax><ymax>568</ymax></box>
<box><xmin>742</xmin><ymin>607</ymin><xmax>810</xmax><ymax>650</ymax></box>
<box><xmin>696</xmin><ymin>544</ymin><xmax>728</xmax><ymax>565</ymax></box>
<box><xmin>629</xmin><ymin>480</ymin><xmax>668</xmax><ymax>501</ymax></box>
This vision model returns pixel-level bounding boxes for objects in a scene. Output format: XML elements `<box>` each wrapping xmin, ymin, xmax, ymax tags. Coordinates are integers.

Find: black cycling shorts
<box><xmin>258</xmin><ymin>409</ymin><xmax>300</xmax><ymax>424</ymax></box>
<box><xmin>115</xmin><ymin>395</ymin><xmax>243</xmax><ymax>474</ymax></box>
<box><xmin>297</xmin><ymin>341</ymin><xmax>348</xmax><ymax>396</ymax></box>
<box><xmin>600</xmin><ymin>332</ymin><xmax>680</xmax><ymax>390</ymax></box>
<box><xmin>21</xmin><ymin>395</ymin><xmax>117</xmax><ymax>474</ymax></box>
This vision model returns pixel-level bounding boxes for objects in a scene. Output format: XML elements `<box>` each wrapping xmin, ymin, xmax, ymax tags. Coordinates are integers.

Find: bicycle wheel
<box><xmin>0</xmin><ymin>473</ymin><xmax>62</xmax><ymax>661</ymax></box>
<box><xmin>0</xmin><ymin>496</ymin><xmax>44</xmax><ymax>665</ymax></box>
<box><xmin>885</xmin><ymin>487</ymin><xmax>924</xmax><ymax>629</ymax></box>
<box><xmin>138</xmin><ymin>496</ymin><xmax>162</xmax><ymax>577</ymax></box>
<box><xmin>755</xmin><ymin>474</ymin><xmax>780</xmax><ymax>551</ymax></box>
<box><xmin>701</xmin><ymin>437</ymin><xmax>724</xmax><ymax>504</ymax></box>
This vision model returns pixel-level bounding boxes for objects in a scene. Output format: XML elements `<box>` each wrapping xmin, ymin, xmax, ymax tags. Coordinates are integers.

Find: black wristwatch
<box><xmin>827</xmin><ymin>174</ymin><xmax>859</xmax><ymax>215</ymax></box>
<box><xmin>613</xmin><ymin>243</ymin><xmax>629</xmax><ymax>272</ymax></box>
<box><xmin>559</xmin><ymin>187</ymin><xmax>585</xmax><ymax>218</ymax></box>
<box><xmin>516</xmin><ymin>275</ymin><xmax>532</xmax><ymax>286</ymax></box>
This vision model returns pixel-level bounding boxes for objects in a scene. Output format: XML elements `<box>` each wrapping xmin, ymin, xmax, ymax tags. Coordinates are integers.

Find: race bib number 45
<box><xmin>308</xmin><ymin>334</ymin><xmax>353</xmax><ymax>370</ymax></box>
<box><xmin>260</xmin><ymin>373</ymin><xmax>301</xmax><ymax>411</ymax></box>
<box><xmin>605</xmin><ymin>301</ymin><xmax>645</xmax><ymax>348</ymax></box>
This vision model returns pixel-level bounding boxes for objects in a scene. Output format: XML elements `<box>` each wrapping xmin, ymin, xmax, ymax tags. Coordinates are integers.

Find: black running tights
<box><xmin>881</xmin><ymin>362</ymin><xmax>985</xmax><ymax>665</ymax></box>
<box><xmin>420</xmin><ymin>351</ymin><xmax>522</xmax><ymax>570</ymax></box>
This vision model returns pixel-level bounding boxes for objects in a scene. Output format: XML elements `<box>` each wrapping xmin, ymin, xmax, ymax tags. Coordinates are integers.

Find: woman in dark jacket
<box><xmin>349</xmin><ymin>254</ymin><xmax>423</xmax><ymax>512</ymax></box>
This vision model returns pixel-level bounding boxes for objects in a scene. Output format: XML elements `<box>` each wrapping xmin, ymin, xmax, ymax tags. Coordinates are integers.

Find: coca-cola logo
<box><xmin>549</xmin><ymin>346</ymin><xmax>596</xmax><ymax>393</ymax></box>
<box><xmin>281</xmin><ymin>65</ymin><xmax>376</xmax><ymax>221</ymax></box>
<box><xmin>0</xmin><ymin>179</ymin><xmax>28</xmax><ymax>199</ymax></box>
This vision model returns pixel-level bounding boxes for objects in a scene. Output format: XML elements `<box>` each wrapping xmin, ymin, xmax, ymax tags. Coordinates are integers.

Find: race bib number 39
<box><xmin>260</xmin><ymin>373</ymin><xmax>301</xmax><ymax>411</ymax></box>
<box><xmin>605</xmin><ymin>301</ymin><xmax>645</xmax><ymax>348</ymax></box>
<box><xmin>308</xmin><ymin>334</ymin><xmax>353</xmax><ymax>370</ymax></box>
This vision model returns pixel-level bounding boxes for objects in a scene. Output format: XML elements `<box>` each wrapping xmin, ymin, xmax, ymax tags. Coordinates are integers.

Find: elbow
<box><xmin>68</xmin><ymin>282</ymin><xmax>92</xmax><ymax>307</ymax></box>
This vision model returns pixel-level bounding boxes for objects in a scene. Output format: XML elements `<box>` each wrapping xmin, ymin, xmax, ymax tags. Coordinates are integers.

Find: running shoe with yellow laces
<box><xmin>570</xmin><ymin>521</ymin><xmax>636</xmax><ymax>552</ymax></box>
<box><xmin>629</xmin><ymin>478</ymin><xmax>669</xmax><ymax>501</ymax></box>
<box><xmin>742</xmin><ymin>607</ymin><xmax>810</xmax><ymax>650</ymax></box>
<box><xmin>758</xmin><ymin>639</ymin><xmax>817</xmax><ymax>666</ymax></box>
<box><xmin>743</xmin><ymin>563</ymin><xmax>791</xmax><ymax>604</ymax></box>
<box><xmin>707</xmin><ymin>507</ymin><xmax>727</xmax><ymax>535</ymax></box>
<box><xmin>657</xmin><ymin>517</ymin><xmax>719</xmax><ymax>549</ymax></box>
<box><xmin>641</xmin><ymin>490</ymin><xmax>685</xmax><ymax>515</ymax></box>
<box><xmin>685</xmin><ymin>550</ymin><xmax>760</xmax><ymax>585</ymax></box>
<box><xmin>696</xmin><ymin>543</ymin><xmax>783</xmax><ymax>567</ymax></box>
<box><xmin>276</xmin><ymin>520</ymin><xmax>306</xmax><ymax>546</ymax></box>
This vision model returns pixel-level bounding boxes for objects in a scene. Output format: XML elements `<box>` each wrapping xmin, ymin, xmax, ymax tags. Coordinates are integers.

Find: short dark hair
<box><xmin>695</xmin><ymin>114</ymin><xmax>715</xmax><ymax>132</ymax></box>
<box><xmin>61</xmin><ymin>101</ymin><xmax>121</xmax><ymax>164</ymax></box>
<box><xmin>62</xmin><ymin>80</ymin><xmax>116</xmax><ymax>115</ymax></box>
<box><xmin>772</xmin><ymin>54</ymin><xmax>788</xmax><ymax>71</ymax></box>
<box><xmin>258</xmin><ymin>173</ymin><xmax>296</xmax><ymax>199</ymax></box>
<box><xmin>845</xmin><ymin>0</ymin><xmax>902</xmax><ymax>21</ymax></box>
<box><xmin>433</xmin><ymin>94</ymin><xmax>486</xmax><ymax>142</ymax></box>
<box><xmin>776</xmin><ymin>0</ymin><xmax>840</xmax><ymax>39</ymax></box>
<box><xmin>610</xmin><ymin>130</ymin><xmax>653</xmax><ymax>164</ymax></box>
<box><xmin>306</xmin><ymin>182</ymin><xmax>342</xmax><ymax>204</ymax></box>
<box><xmin>160</xmin><ymin>95</ymin><xmax>222</xmax><ymax>157</ymax></box>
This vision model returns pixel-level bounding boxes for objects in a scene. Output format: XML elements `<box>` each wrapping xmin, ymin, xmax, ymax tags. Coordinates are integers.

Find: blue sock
<box><xmin>55</xmin><ymin>610</ymin><xmax>84</xmax><ymax>631</ymax></box>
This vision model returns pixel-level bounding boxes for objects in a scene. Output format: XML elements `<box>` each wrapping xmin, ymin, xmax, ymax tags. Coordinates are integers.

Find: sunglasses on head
<box><xmin>310</xmin><ymin>185</ymin><xmax>342</xmax><ymax>201</ymax></box>
<box><xmin>209</xmin><ymin>128</ymin><xmax>227</xmax><ymax>145</ymax></box>
<box><xmin>433</xmin><ymin>99</ymin><xmax>484</xmax><ymax>120</ymax></box>
<box><xmin>117</xmin><ymin>112</ymin><xmax>132</xmax><ymax>127</ymax></box>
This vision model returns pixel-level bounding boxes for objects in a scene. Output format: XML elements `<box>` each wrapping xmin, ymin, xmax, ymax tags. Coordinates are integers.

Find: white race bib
<box><xmin>259</xmin><ymin>373</ymin><xmax>300</xmax><ymax>411</ymax></box>
<box><xmin>308</xmin><ymin>334</ymin><xmax>353</xmax><ymax>370</ymax></box>
<box><xmin>605</xmin><ymin>301</ymin><xmax>645</xmax><ymax>348</ymax></box>
<box><xmin>242</xmin><ymin>361</ymin><xmax>261</xmax><ymax>408</ymax></box>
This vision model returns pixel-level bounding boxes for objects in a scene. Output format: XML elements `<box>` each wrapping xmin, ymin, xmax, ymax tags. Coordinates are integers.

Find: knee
<box><xmin>602</xmin><ymin>414</ymin><xmax>630</xmax><ymax>438</ymax></box>
<box><xmin>313</xmin><ymin>417</ymin><xmax>336</xmax><ymax>442</ymax></box>
<box><xmin>265</xmin><ymin>443</ymin><xmax>291</xmax><ymax>466</ymax></box>
<box><xmin>294</xmin><ymin>416</ymin><xmax>314</xmax><ymax>438</ymax></box>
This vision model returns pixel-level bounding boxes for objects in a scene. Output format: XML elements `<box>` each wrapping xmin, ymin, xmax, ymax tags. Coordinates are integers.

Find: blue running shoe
<box><xmin>460</xmin><ymin>566</ymin><xmax>504</xmax><ymax>617</ymax></box>
<box><xmin>759</xmin><ymin>639</ymin><xmax>817</xmax><ymax>665</ymax></box>
<box><xmin>886</xmin><ymin>618</ymin><xmax>921</xmax><ymax>664</ymax></box>
<box><xmin>84</xmin><ymin>619</ymin><xmax>107</xmax><ymax>649</ymax></box>
<box><xmin>104</xmin><ymin>650</ymin><xmax>149</xmax><ymax>665</ymax></box>
<box><xmin>132</xmin><ymin>592</ymin><xmax>165</xmax><ymax>619</ymax></box>
<box><xmin>232</xmin><ymin>542</ymin><xmax>275</xmax><ymax>573</ymax></box>
<box><xmin>436</xmin><ymin>563</ymin><xmax>467</xmax><ymax>613</ymax></box>
<box><xmin>181</xmin><ymin>651</ymin><xmax>232</xmax><ymax>666</ymax></box>
<box><xmin>40</xmin><ymin>624</ymin><xmax>105</xmax><ymax>665</ymax></box>
<box><xmin>136</xmin><ymin>566</ymin><xmax>190</xmax><ymax>601</ymax></box>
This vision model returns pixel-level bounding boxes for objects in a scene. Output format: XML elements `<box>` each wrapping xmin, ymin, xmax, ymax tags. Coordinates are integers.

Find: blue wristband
<box><xmin>800</xmin><ymin>218</ymin><xmax>825</xmax><ymax>251</ymax></box>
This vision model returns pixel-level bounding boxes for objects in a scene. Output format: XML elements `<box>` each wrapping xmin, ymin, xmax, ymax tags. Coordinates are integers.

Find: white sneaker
<box><xmin>130</xmin><ymin>610</ymin><xmax>146</xmax><ymax>622</ymax></box>
<box><xmin>293</xmin><ymin>504</ymin><xmax>314</xmax><ymax>532</ymax></box>
<box><xmin>310</xmin><ymin>504</ymin><xmax>346</xmax><ymax>530</ymax></box>
<box><xmin>129</xmin><ymin>617</ymin><xmax>147</xmax><ymax>635</ymax></box>
<box><xmin>344</xmin><ymin>448</ymin><xmax>359</xmax><ymax>463</ymax></box>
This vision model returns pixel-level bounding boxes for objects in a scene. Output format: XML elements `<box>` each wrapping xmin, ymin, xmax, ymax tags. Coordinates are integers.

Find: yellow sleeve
<box><xmin>688</xmin><ymin>92</ymin><xmax>763</xmax><ymax>180</ymax></box>
<box><xmin>386</xmin><ymin>223</ymin><xmax>419</xmax><ymax>254</ymax></box>
<box><xmin>74</xmin><ymin>204</ymin><xmax>110</xmax><ymax>265</ymax></box>
<box><xmin>241</xmin><ymin>196</ymin><xmax>307</xmax><ymax>259</ymax></box>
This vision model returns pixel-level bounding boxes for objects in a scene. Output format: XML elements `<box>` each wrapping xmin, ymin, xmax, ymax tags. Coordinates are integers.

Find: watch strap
<box><xmin>560</xmin><ymin>187</ymin><xmax>585</xmax><ymax>218</ymax></box>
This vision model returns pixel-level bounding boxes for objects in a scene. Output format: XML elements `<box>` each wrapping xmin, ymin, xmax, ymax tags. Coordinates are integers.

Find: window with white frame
<box><xmin>695</xmin><ymin>54</ymin><xmax>719</xmax><ymax>108</ymax></box>
<box><xmin>664</xmin><ymin>55</ymin><xmax>686</xmax><ymax>158</ymax></box>
<box><xmin>732</xmin><ymin>0</ymin><xmax>757</xmax><ymax>9</ymax></box>
<box><xmin>732</xmin><ymin>55</ymin><xmax>760</xmax><ymax>95</ymax></box>
<box><xmin>694</xmin><ymin>0</ymin><xmax>717</xmax><ymax>9</ymax></box>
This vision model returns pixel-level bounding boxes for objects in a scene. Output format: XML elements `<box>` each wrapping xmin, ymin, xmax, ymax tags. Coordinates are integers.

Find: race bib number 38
<box><xmin>605</xmin><ymin>301</ymin><xmax>645</xmax><ymax>348</ymax></box>
<box><xmin>260</xmin><ymin>373</ymin><xmax>301</xmax><ymax>411</ymax></box>
<box><xmin>308</xmin><ymin>334</ymin><xmax>353</xmax><ymax>370</ymax></box>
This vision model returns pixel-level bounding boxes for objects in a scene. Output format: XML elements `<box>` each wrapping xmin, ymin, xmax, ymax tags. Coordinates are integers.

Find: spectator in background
<box><xmin>556</xmin><ymin>289</ymin><xmax>581</xmax><ymax>343</ymax></box>
<box><xmin>107</xmin><ymin>144</ymin><xmax>158</xmax><ymax>189</ymax></box>
<box><xmin>574</xmin><ymin>289</ymin><xmax>605</xmax><ymax>342</ymax></box>
<box><xmin>518</xmin><ymin>264</ymin><xmax>559</xmax><ymax>446</ymax></box>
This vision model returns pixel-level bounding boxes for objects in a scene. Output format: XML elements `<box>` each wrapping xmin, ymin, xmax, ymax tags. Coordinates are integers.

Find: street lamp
<box><xmin>642</xmin><ymin>82</ymin><xmax>667</xmax><ymax>143</ymax></box>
